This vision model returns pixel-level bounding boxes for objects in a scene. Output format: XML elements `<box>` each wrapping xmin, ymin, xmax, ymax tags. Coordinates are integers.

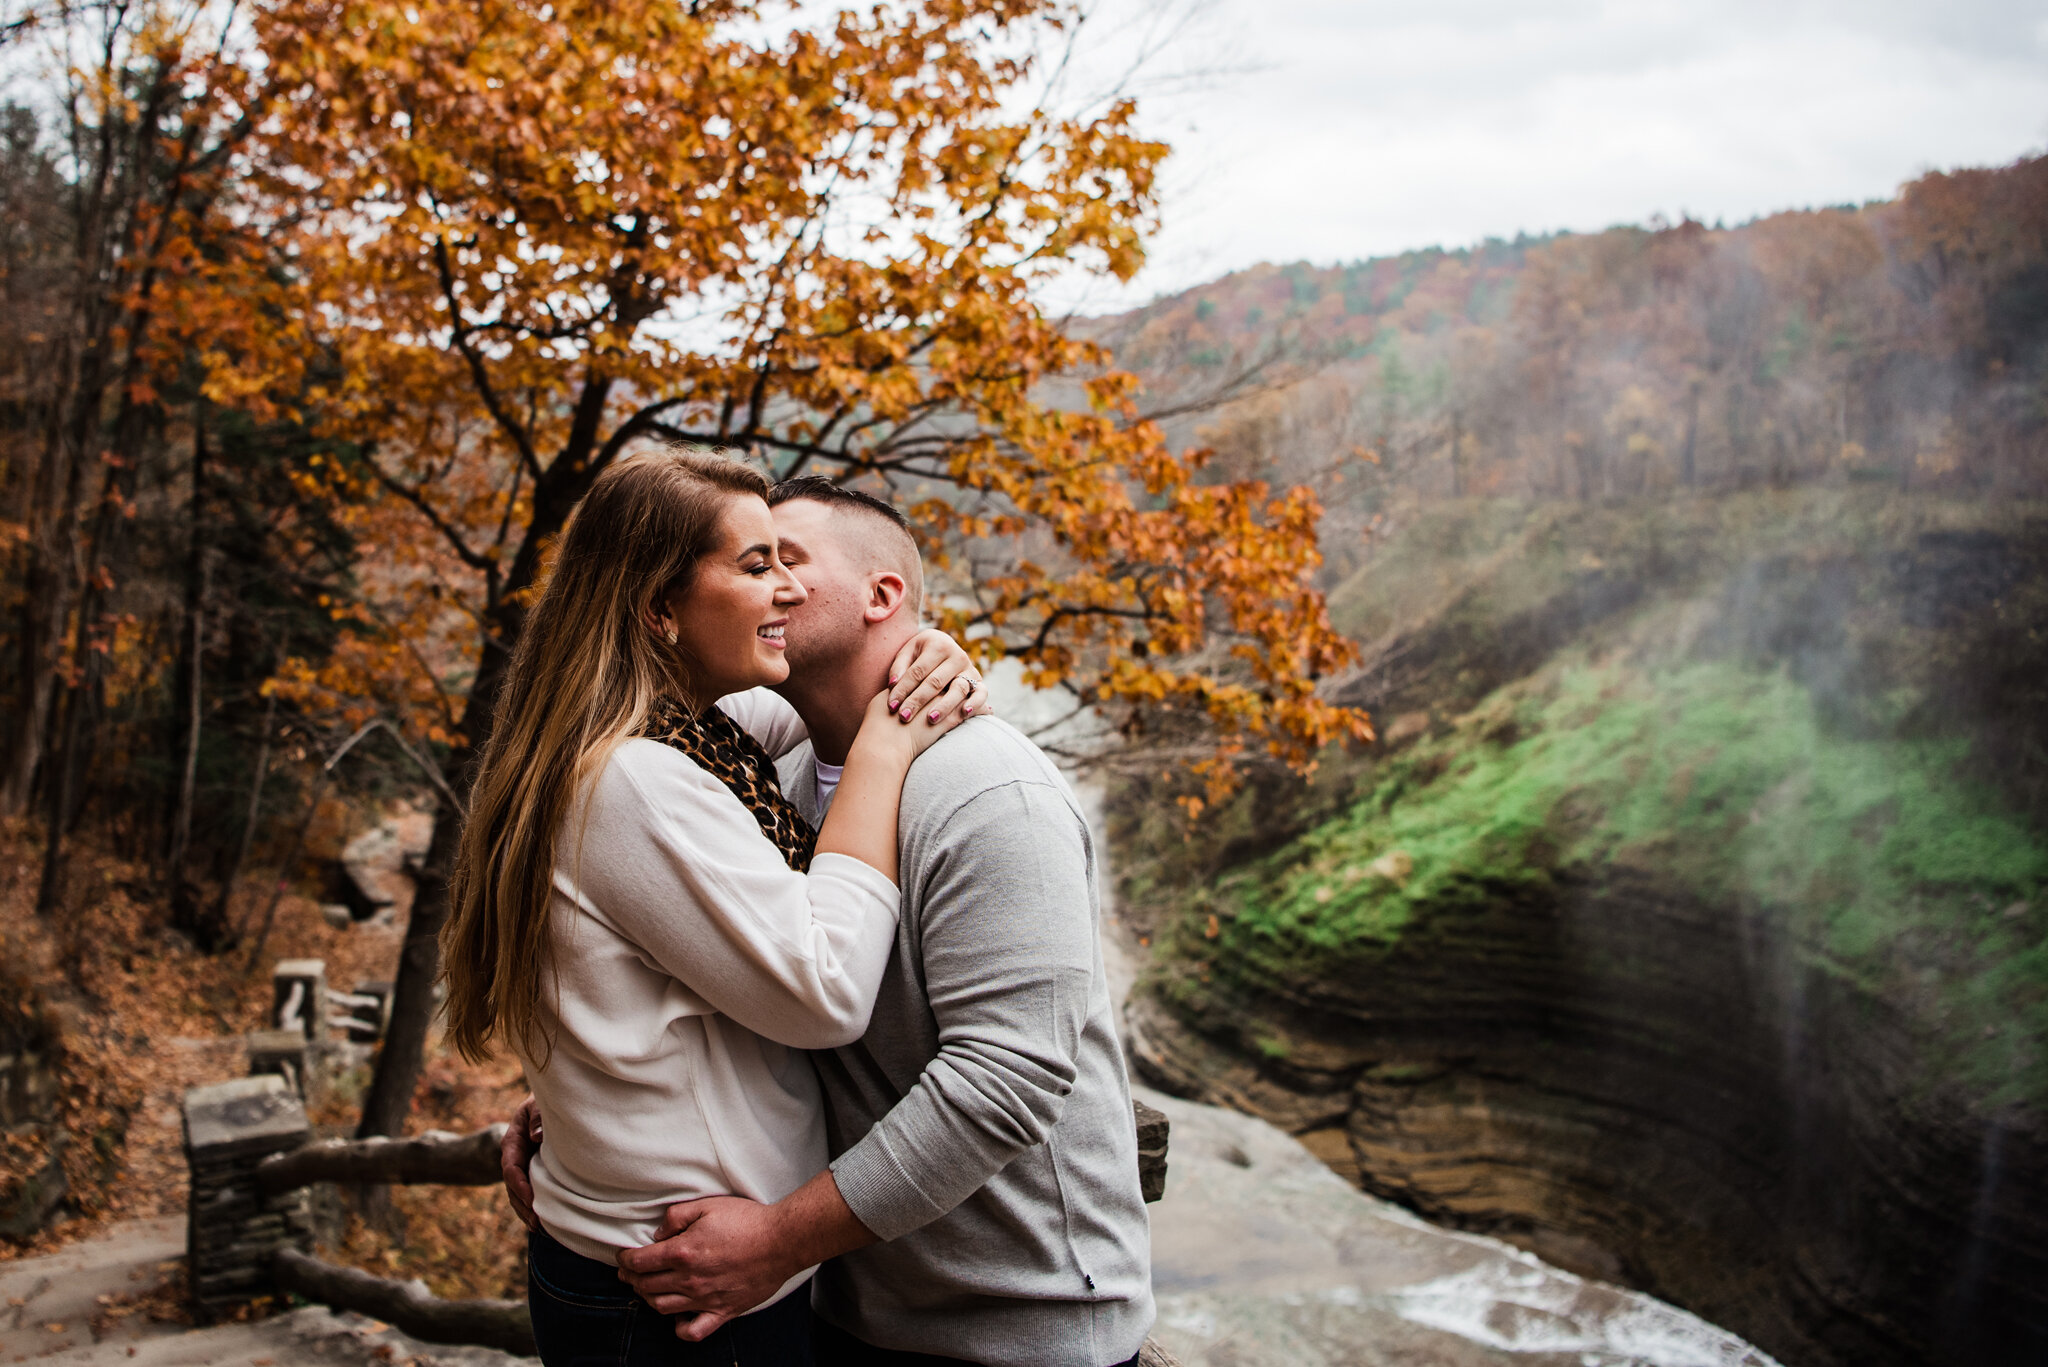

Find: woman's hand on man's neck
<box><xmin>774</xmin><ymin>620</ymin><xmax>919</xmax><ymax>767</ymax></box>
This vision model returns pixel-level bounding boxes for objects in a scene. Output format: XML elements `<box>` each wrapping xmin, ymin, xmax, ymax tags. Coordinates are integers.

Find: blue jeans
<box><xmin>527</xmin><ymin>1228</ymin><xmax>815</xmax><ymax>1367</ymax></box>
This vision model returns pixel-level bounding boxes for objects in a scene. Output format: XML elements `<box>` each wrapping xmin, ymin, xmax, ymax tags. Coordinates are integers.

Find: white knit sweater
<box><xmin>519</xmin><ymin>690</ymin><xmax>899</xmax><ymax>1305</ymax></box>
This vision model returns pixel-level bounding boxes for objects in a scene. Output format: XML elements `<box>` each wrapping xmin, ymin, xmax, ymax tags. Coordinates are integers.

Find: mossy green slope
<box><xmin>1191</xmin><ymin>656</ymin><xmax>2047</xmax><ymax>1104</ymax></box>
<box><xmin>1122</xmin><ymin>489</ymin><xmax>2048</xmax><ymax>1111</ymax></box>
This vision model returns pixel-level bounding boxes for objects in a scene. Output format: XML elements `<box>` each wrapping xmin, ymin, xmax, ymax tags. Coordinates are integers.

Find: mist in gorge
<box><xmin>1107</xmin><ymin>155</ymin><xmax>2048</xmax><ymax>1367</ymax></box>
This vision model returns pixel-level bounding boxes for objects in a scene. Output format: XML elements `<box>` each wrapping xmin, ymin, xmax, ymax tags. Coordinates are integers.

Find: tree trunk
<box><xmin>355</xmin><ymin>624</ymin><xmax>517</xmax><ymax>1138</ymax></box>
<box><xmin>238</xmin><ymin>766</ymin><xmax>330</xmax><ymax>975</ymax></box>
<box><xmin>355</xmin><ymin>803</ymin><xmax>456</xmax><ymax>1138</ymax></box>
<box><xmin>2</xmin><ymin>355</ymin><xmax>95</xmax><ymax>817</ymax></box>
<box><xmin>34</xmin><ymin>671</ymin><xmax>86</xmax><ymax>916</ymax></box>
<box><xmin>1726</xmin><ymin>386</ymin><xmax>1750</xmax><ymax>486</ymax></box>
<box><xmin>2</xmin><ymin>554</ymin><xmax>64</xmax><ymax>816</ymax></box>
<box><xmin>167</xmin><ymin>555</ymin><xmax>218</xmax><ymax>941</ymax></box>
<box><xmin>7</xmin><ymin>139</ymin><xmax>132</xmax><ymax>815</ymax></box>
<box><xmin>35</xmin><ymin>448</ymin><xmax>117</xmax><ymax>915</ymax></box>
<box><xmin>209</xmin><ymin>682</ymin><xmax>277</xmax><ymax>937</ymax></box>
<box><xmin>1448</xmin><ymin>408</ymin><xmax>1464</xmax><ymax>498</ymax></box>
<box><xmin>169</xmin><ymin>414</ymin><xmax>206</xmax><ymax>871</ymax></box>
<box><xmin>37</xmin><ymin>390</ymin><xmax>152</xmax><ymax>914</ymax></box>
<box><xmin>1572</xmin><ymin>440</ymin><xmax>1595</xmax><ymax>503</ymax></box>
<box><xmin>169</xmin><ymin>414</ymin><xmax>225</xmax><ymax>945</ymax></box>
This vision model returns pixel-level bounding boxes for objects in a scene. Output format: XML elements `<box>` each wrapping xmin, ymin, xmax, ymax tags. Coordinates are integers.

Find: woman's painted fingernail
<box><xmin>929</xmin><ymin>710</ymin><xmax>941</xmax><ymax>722</ymax></box>
<box><xmin>889</xmin><ymin>674</ymin><xmax>899</xmax><ymax>685</ymax></box>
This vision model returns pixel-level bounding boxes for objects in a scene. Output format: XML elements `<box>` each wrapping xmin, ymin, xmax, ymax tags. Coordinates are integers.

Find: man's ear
<box><xmin>863</xmin><ymin>571</ymin><xmax>910</xmax><ymax>624</ymax></box>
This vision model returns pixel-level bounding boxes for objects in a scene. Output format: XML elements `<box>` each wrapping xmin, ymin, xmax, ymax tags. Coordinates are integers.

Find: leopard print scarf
<box><xmin>643</xmin><ymin>695</ymin><xmax>817</xmax><ymax>872</ymax></box>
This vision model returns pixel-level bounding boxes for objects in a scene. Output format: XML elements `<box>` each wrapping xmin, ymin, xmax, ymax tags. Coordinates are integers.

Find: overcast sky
<box><xmin>1036</xmin><ymin>0</ymin><xmax>2048</xmax><ymax>313</ymax></box>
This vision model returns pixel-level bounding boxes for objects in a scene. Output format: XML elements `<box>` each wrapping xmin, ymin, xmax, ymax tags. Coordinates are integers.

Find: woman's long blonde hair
<box><xmin>441</xmin><ymin>446</ymin><xmax>770</xmax><ymax>1064</ymax></box>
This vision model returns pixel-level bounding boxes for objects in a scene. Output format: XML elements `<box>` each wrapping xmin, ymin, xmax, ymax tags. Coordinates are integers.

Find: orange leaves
<box><xmin>270</xmin><ymin>617</ymin><xmax>464</xmax><ymax>750</ymax></box>
<box><xmin>1893</xmin><ymin>155</ymin><xmax>2048</xmax><ymax>361</ymax></box>
<box><xmin>176</xmin><ymin>0</ymin><xmax>1367</xmax><ymax>779</ymax></box>
<box><xmin>931</xmin><ymin>413</ymin><xmax>1371</xmax><ymax>770</ymax></box>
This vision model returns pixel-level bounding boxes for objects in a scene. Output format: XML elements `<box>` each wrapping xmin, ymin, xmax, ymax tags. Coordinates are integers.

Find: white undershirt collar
<box><xmin>813</xmin><ymin>758</ymin><xmax>844</xmax><ymax>815</ymax></box>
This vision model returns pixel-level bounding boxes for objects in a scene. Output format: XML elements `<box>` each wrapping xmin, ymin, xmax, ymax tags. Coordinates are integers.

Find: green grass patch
<box><xmin>1200</xmin><ymin>657</ymin><xmax>2048</xmax><ymax>1102</ymax></box>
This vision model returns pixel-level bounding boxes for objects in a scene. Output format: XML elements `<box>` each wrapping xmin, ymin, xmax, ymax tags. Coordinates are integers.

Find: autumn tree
<box><xmin>219</xmin><ymin>0</ymin><xmax>1367</xmax><ymax>1136</ymax></box>
<box><xmin>0</xmin><ymin>1</ymin><xmax>398</xmax><ymax>975</ymax></box>
<box><xmin>0</xmin><ymin>1</ymin><xmax>268</xmax><ymax>919</ymax></box>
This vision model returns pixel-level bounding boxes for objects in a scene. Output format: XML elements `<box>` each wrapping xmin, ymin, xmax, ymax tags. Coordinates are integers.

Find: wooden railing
<box><xmin>256</xmin><ymin>1125</ymin><xmax>507</xmax><ymax>1191</ymax></box>
<box><xmin>258</xmin><ymin>1127</ymin><xmax>533</xmax><ymax>1353</ymax></box>
<box><xmin>184</xmin><ymin>1080</ymin><xmax>534</xmax><ymax>1351</ymax></box>
<box><xmin>185</xmin><ymin>957</ymin><xmax>1178</xmax><ymax>1362</ymax></box>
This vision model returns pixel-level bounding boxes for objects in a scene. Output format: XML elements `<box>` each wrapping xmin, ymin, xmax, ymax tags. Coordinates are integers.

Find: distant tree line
<box><xmin>1114</xmin><ymin>156</ymin><xmax>2048</xmax><ymax>531</ymax></box>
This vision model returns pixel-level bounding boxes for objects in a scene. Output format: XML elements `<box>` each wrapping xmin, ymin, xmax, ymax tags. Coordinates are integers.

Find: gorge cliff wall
<box><xmin>1110</xmin><ymin>491</ymin><xmax>2048</xmax><ymax>1367</ymax></box>
<box><xmin>1126</xmin><ymin>871</ymin><xmax>2046</xmax><ymax>1366</ymax></box>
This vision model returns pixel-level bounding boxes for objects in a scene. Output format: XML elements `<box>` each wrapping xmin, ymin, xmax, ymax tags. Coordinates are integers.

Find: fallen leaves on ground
<box><xmin>2</xmin><ymin>817</ymin><xmax>533</xmax><ymax>1303</ymax></box>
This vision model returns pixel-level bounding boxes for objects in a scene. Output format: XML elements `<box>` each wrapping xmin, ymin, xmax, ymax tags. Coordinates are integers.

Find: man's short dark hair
<box><xmin>767</xmin><ymin>474</ymin><xmax>924</xmax><ymax>615</ymax></box>
<box><xmin>766</xmin><ymin>475</ymin><xmax>913</xmax><ymax>532</ymax></box>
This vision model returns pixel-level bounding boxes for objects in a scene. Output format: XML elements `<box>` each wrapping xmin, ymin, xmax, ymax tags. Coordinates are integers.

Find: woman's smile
<box><xmin>667</xmin><ymin>495</ymin><xmax>807</xmax><ymax>699</ymax></box>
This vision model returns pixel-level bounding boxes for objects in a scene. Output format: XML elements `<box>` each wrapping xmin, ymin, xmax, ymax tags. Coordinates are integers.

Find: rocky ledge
<box><xmin>1141</xmin><ymin>1086</ymin><xmax>1779</xmax><ymax>1367</ymax></box>
<box><xmin>1127</xmin><ymin>866</ymin><xmax>2048</xmax><ymax>1367</ymax></box>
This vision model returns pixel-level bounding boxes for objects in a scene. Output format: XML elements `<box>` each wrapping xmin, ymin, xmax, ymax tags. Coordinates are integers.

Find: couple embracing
<box><xmin>440</xmin><ymin>447</ymin><xmax>1154</xmax><ymax>1367</ymax></box>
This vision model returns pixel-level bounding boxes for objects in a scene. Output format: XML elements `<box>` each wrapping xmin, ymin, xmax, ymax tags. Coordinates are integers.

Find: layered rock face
<box><xmin>1114</xmin><ymin>493</ymin><xmax>2048</xmax><ymax>1367</ymax></box>
<box><xmin>1128</xmin><ymin>873</ymin><xmax>2048</xmax><ymax>1365</ymax></box>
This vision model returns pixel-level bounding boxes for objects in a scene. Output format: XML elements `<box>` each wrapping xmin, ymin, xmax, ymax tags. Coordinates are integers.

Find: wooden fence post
<box><xmin>331</xmin><ymin>980</ymin><xmax>394</xmax><ymax>1043</ymax></box>
<box><xmin>246</xmin><ymin>1029</ymin><xmax>309</xmax><ymax>1098</ymax></box>
<box><xmin>270</xmin><ymin>959</ymin><xmax>327</xmax><ymax>1040</ymax></box>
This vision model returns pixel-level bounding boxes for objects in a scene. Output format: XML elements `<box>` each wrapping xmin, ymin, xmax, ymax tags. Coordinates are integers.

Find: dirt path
<box><xmin>0</xmin><ymin>1219</ymin><xmax>525</xmax><ymax>1367</ymax></box>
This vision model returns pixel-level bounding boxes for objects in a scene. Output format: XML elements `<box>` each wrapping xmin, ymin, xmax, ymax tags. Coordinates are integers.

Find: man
<box><xmin>505</xmin><ymin>477</ymin><xmax>1154</xmax><ymax>1367</ymax></box>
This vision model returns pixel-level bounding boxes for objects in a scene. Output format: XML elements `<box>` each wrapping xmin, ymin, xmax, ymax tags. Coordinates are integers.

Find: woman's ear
<box><xmin>642</xmin><ymin>597</ymin><xmax>680</xmax><ymax>645</ymax></box>
<box><xmin>864</xmin><ymin>571</ymin><xmax>910</xmax><ymax>623</ymax></box>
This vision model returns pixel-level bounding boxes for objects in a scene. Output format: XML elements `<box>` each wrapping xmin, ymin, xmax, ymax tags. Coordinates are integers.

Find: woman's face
<box><xmin>663</xmin><ymin>495</ymin><xmax>807</xmax><ymax>698</ymax></box>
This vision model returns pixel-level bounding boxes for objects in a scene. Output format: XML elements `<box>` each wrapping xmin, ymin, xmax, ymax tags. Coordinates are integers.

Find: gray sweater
<box><xmin>779</xmin><ymin>716</ymin><xmax>1154</xmax><ymax>1367</ymax></box>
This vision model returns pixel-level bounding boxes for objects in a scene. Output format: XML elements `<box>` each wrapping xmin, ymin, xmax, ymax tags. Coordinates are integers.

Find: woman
<box><xmin>439</xmin><ymin>448</ymin><xmax>976</xmax><ymax>1366</ymax></box>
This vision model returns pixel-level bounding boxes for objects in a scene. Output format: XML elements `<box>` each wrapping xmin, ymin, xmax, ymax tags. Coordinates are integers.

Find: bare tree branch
<box><xmin>363</xmin><ymin>453</ymin><xmax>497</xmax><ymax>576</ymax></box>
<box><xmin>431</xmin><ymin>234</ymin><xmax>544</xmax><ymax>483</ymax></box>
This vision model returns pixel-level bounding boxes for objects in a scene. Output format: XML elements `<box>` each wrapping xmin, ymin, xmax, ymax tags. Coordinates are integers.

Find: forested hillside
<box><xmin>1106</xmin><ymin>154</ymin><xmax>2047</xmax><ymax>532</ymax></box>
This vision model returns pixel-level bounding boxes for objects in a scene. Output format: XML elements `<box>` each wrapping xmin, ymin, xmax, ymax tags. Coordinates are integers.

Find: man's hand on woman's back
<box><xmin>620</xmin><ymin>1168</ymin><xmax>875</xmax><ymax>1342</ymax></box>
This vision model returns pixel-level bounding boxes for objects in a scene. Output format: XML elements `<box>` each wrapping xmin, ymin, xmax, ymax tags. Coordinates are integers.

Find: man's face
<box><xmin>770</xmin><ymin>499</ymin><xmax>869</xmax><ymax>675</ymax></box>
